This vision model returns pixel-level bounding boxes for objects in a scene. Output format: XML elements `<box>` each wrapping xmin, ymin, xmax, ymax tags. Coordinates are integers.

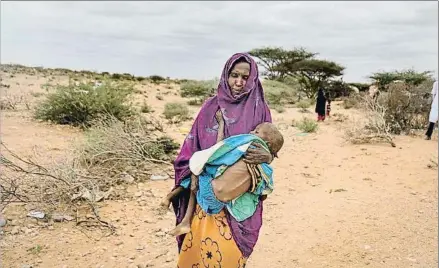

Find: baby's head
<box><xmin>250</xmin><ymin>123</ymin><xmax>284</xmax><ymax>156</ymax></box>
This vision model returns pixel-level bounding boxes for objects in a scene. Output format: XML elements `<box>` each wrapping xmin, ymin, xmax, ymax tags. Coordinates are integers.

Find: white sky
<box><xmin>1</xmin><ymin>1</ymin><xmax>437</xmax><ymax>82</ymax></box>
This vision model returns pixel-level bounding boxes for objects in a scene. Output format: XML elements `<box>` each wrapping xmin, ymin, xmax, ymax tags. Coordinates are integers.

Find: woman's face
<box><xmin>228</xmin><ymin>61</ymin><xmax>250</xmax><ymax>97</ymax></box>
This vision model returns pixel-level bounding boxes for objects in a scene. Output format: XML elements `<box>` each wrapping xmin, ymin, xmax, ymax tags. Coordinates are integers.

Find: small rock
<box><xmin>20</xmin><ymin>265</ymin><xmax>33</xmax><ymax>268</ymax></box>
<box><xmin>0</xmin><ymin>218</ymin><xmax>6</xmax><ymax>227</ymax></box>
<box><xmin>364</xmin><ymin>245</ymin><xmax>371</xmax><ymax>250</ymax></box>
<box><xmin>27</xmin><ymin>211</ymin><xmax>45</xmax><ymax>219</ymax></box>
<box><xmin>150</xmin><ymin>174</ymin><xmax>168</xmax><ymax>181</ymax></box>
<box><xmin>11</xmin><ymin>226</ymin><xmax>20</xmax><ymax>235</ymax></box>
<box><xmin>130</xmin><ymin>255</ymin><xmax>136</xmax><ymax>260</ymax></box>
<box><xmin>115</xmin><ymin>241</ymin><xmax>124</xmax><ymax>246</ymax></box>
<box><xmin>135</xmin><ymin>192</ymin><xmax>143</xmax><ymax>198</ymax></box>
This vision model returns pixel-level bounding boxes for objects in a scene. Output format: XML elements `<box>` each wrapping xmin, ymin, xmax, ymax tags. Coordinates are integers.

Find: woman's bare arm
<box><xmin>211</xmin><ymin>159</ymin><xmax>252</xmax><ymax>202</ymax></box>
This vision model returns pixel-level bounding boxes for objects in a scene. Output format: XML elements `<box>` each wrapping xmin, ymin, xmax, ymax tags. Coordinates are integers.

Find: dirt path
<box><xmin>0</xmin><ymin>74</ymin><xmax>437</xmax><ymax>268</ymax></box>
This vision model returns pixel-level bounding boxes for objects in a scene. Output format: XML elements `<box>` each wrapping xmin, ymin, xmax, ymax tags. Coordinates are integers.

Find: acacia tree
<box><xmin>248</xmin><ymin>47</ymin><xmax>315</xmax><ymax>80</ymax></box>
<box><xmin>369</xmin><ymin>69</ymin><xmax>433</xmax><ymax>90</ymax></box>
<box><xmin>279</xmin><ymin>59</ymin><xmax>345</xmax><ymax>98</ymax></box>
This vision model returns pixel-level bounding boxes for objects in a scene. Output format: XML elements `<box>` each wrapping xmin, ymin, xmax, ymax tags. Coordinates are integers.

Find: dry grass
<box><xmin>0</xmin><ymin>91</ymin><xmax>30</xmax><ymax>110</ymax></box>
<box><xmin>163</xmin><ymin>102</ymin><xmax>190</xmax><ymax>123</ymax></box>
<box><xmin>0</xmin><ymin>115</ymin><xmax>179</xmax><ymax>231</ymax></box>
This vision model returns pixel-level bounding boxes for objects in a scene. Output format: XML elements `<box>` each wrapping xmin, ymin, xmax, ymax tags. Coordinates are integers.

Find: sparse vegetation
<box><xmin>296</xmin><ymin>100</ymin><xmax>311</xmax><ymax>112</ymax></box>
<box><xmin>0</xmin><ymin>114</ymin><xmax>179</xmax><ymax>218</ymax></box>
<box><xmin>149</xmin><ymin>75</ymin><xmax>166</xmax><ymax>84</ymax></box>
<box><xmin>163</xmin><ymin>102</ymin><xmax>190</xmax><ymax>122</ymax></box>
<box><xmin>78</xmin><ymin>116</ymin><xmax>179</xmax><ymax>173</ymax></box>
<box><xmin>377</xmin><ymin>81</ymin><xmax>433</xmax><ymax>134</ymax></box>
<box><xmin>34</xmin><ymin>80</ymin><xmax>134</xmax><ymax>127</ymax></box>
<box><xmin>180</xmin><ymin>79</ymin><xmax>217</xmax><ymax>105</ymax></box>
<box><xmin>342</xmin><ymin>94</ymin><xmax>361</xmax><ymax>109</ymax></box>
<box><xmin>345</xmin><ymin>96</ymin><xmax>396</xmax><ymax>147</ymax></box>
<box><xmin>274</xmin><ymin>105</ymin><xmax>286</xmax><ymax>113</ymax></box>
<box><xmin>294</xmin><ymin>117</ymin><xmax>319</xmax><ymax>133</ymax></box>
<box><xmin>140</xmin><ymin>102</ymin><xmax>153</xmax><ymax>113</ymax></box>
<box><xmin>263</xmin><ymin>80</ymin><xmax>298</xmax><ymax>106</ymax></box>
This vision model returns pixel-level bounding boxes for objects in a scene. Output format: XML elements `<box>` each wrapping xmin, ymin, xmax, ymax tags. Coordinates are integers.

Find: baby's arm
<box><xmin>216</xmin><ymin>110</ymin><xmax>225</xmax><ymax>143</ymax></box>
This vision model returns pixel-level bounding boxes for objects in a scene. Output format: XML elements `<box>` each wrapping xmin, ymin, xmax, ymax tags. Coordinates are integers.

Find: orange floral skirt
<box><xmin>177</xmin><ymin>205</ymin><xmax>247</xmax><ymax>268</ymax></box>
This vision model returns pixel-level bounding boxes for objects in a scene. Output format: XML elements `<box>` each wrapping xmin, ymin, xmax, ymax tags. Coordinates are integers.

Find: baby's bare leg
<box><xmin>168</xmin><ymin>190</ymin><xmax>195</xmax><ymax>236</ymax></box>
<box><xmin>160</xmin><ymin>186</ymin><xmax>184</xmax><ymax>208</ymax></box>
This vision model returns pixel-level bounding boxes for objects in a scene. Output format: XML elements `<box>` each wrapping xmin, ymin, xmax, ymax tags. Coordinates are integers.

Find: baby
<box><xmin>161</xmin><ymin>111</ymin><xmax>284</xmax><ymax>236</ymax></box>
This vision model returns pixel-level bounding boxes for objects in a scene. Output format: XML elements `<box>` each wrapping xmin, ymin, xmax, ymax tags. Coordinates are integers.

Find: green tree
<box><xmin>284</xmin><ymin>59</ymin><xmax>345</xmax><ymax>98</ymax></box>
<box><xmin>248</xmin><ymin>47</ymin><xmax>315</xmax><ymax>80</ymax></box>
<box><xmin>369</xmin><ymin>69</ymin><xmax>433</xmax><ymax>90</ymax></box>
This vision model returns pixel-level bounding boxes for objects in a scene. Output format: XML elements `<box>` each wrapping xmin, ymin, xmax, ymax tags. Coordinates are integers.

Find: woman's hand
<box><xmin>243</xmin><ymin>143</ymin><xmax>273</xmax><ymax>165</ymax></box>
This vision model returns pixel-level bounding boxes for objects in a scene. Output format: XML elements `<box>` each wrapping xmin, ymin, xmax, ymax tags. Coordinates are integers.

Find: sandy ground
<box><xmin>0</xmin><ymin>71</ymin><xmax>437</xmax><ymax>268</ymax></box>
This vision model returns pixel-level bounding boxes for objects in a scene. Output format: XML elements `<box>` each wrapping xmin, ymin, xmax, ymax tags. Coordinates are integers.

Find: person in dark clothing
<box><xmin>315</xmin><ymin>88</ymin><xmax>327</xmax><ymax>121</ymax></box>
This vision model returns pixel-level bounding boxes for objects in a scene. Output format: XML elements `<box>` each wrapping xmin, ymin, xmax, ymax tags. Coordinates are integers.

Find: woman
<box><xmin>315</xmin><ymin>88</ymin><xmax>327</xmax><ymax>121</ymax></box>
<box><xmin>172</xmin><ymin>53</ymin><xmax>273</xmax><ymax>267</ymax></box>
<box><xmin>425</xmin><ymin>80</ymin><xmax>438</xmax><ymax>140</ymax></box>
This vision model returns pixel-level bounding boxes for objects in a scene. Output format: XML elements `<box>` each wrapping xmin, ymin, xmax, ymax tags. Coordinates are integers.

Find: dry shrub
<box><xmin>345</xmin><ymin>96</ymin><xmax>396</xmax><ymax>147</ymax></box>
<box><xmin>378</xmin><ymin>81</ymin><xmax>432</xmax><ymax>134</ymax></box>
<box><xmin>263</xmin><ymin>80</ymin><xmax>298</xmax><ymax>106</ymax></box>
<box><xmin>294</xmin><ymin>117</ymin><xmax>319</xmax><ymax>133</ymax></box>
<box><xmin>140</xmin><ymin>102</ymin><xmax>153</xmax><ymax>113</ymax></box>
<box><xmin>332</xmin><ymin>113</ymin><xmax>348</xmax><ymax>122</ymax></box>
<box><xmin>149</xmin><ymin>75</ymin><xmax>166</xmax><ymax>84</ymax></box>
<box><xmin>77</xmin><ymin>116</ymin><xmax>179</xmax><ymax>173</ymax></box>
<box><xmin>296</xmin><ymin>100</ymin><xmax>311</xmax><ymax>113</ymax></box>
<box><xmin>0</xmin><ymin>92</ymin><xmax>29</xmax><ymax>110</ymax></box>
<box><xmin>34</xmin><ymin>80</ymin><xmax>134</xmax><ymax>127</ymax></box>
<box><xmin>342</xmin><ymin>94</ymin><xmax>361</xmax><ymax>109</ymax></box>
<box><xmin>163</xmin><ymin>102</ymin><xmax>190</xmax><ymax>123</ymax></box>
<box><xmin>274</xmin><ymin>105</ymin><xmax>286</xmax><ymax>113</ymax></box>
<box><xmin>0</xmin><ymin>115</ymin><xmax>179</xmax><ymax>224</ymax></box>
<box><xmin>187</xmin><ymin>99</ymin><xmax>201</xmax><ymax>106</ymax></box>
<box><xmin>180</xmin><ymin>79</ymin><xmax>217</xmax><ymax>105</ymax></box>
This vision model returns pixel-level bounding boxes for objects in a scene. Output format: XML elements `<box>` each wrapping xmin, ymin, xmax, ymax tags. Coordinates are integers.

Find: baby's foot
<box><xmin>168</xmin><ymin>223</ymin><xmax>191</xmax><ymax>236</ymax></box>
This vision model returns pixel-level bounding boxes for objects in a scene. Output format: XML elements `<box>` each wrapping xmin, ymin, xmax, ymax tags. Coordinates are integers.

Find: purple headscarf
<box><xmin>172</xmin><ymin>52</ymin><xmax>272</xmax><ymax>258</ymax></box>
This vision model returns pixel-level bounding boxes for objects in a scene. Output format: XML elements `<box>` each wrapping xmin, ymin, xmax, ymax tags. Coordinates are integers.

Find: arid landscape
<box><xmin>0</xmin><ymin>65</ymin><xmax>437</xmax><ymax>268</ymax></box>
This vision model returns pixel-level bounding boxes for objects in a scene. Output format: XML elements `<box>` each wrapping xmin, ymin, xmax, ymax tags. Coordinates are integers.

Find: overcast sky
<box><xmin>1</xmin><ymin>1</ymin><xmax>437</xmax><ymax>82</ymax></box>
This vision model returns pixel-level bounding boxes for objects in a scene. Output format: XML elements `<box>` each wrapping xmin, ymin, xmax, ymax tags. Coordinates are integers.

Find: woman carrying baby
<box><xmin>171</xmin><ymin>53</ymin><xmax>274</xmax><ymax>267</ymax></box>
